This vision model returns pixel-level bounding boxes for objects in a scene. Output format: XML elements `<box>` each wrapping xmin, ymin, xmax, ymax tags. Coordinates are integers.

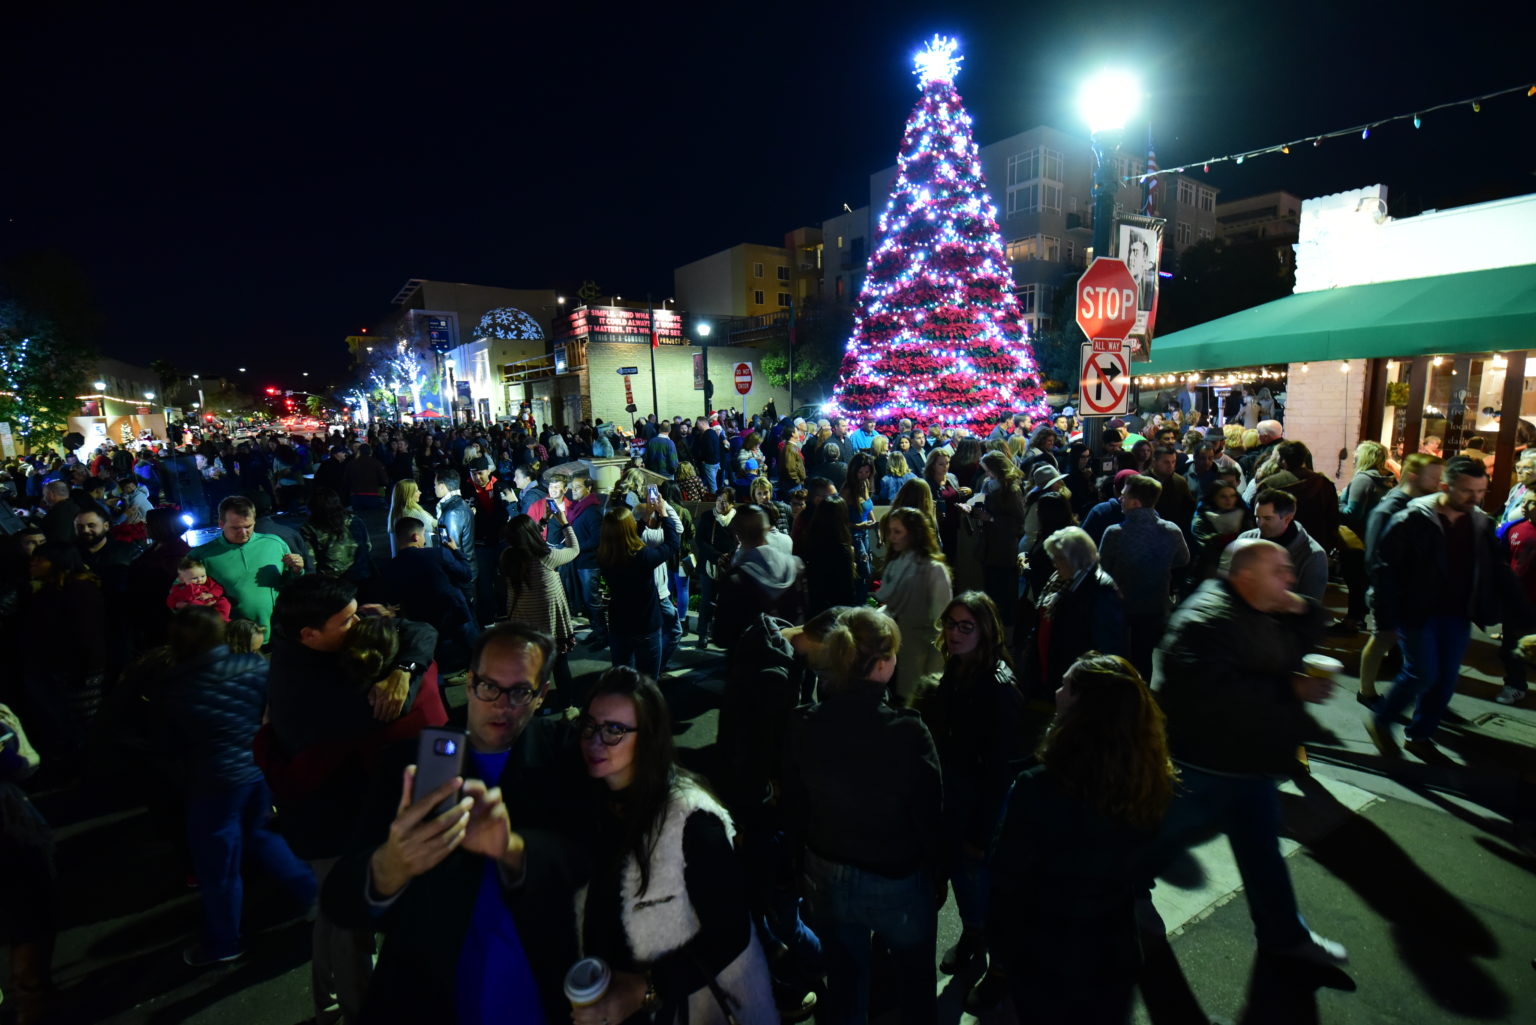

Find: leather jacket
<box><xmin>436</xmin><ymin>494</ymin><xmax>476</xmax><ymax>580</ymax></box>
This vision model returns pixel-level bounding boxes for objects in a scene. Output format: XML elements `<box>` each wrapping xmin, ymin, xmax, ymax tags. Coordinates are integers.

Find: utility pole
<box><xmin>647</xmin><ymin>293</ymin><xmax>660</xmax><ymax>421</ymax></box>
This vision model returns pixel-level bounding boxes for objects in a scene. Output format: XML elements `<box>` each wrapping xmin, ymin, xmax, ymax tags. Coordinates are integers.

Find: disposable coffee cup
<box><xmin>1302</xmin><ymin>654</ymin><xmax>1344</xmax><ymax>680</ymax></box>
<box><xmin>564</xmin><ymin>957</ymin><xmax>611</xmax><ymax>1008</ymax></box>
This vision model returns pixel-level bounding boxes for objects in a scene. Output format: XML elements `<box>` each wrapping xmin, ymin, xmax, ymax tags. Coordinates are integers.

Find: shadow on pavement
<box><xmin>1285</xmin><ymin>773</ymin><xmax>1509</xmax><ymax>1019</ymax></box>
<box><xmin>1236</xmin><ymin>953</ymin><xmax>1355</xmax><ymax>1025</ymax></box>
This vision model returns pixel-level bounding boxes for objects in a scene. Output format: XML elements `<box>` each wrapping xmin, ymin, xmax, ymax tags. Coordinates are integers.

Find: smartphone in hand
<box><xmin>414</xmin><ymin>727</ymin><xmax>468</xmax><ymax>817</ymax></box>
<box><xmin>647</xmin><ymin>484</ymin><xmax>660</xmax><ymax>505</ymax></box>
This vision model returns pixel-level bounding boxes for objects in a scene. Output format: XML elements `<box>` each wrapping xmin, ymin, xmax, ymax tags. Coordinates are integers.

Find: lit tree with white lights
<box><xmin>829</xmin><ymin>36</ymin><xmax>1046</xmax><ymax>434</ymax></box>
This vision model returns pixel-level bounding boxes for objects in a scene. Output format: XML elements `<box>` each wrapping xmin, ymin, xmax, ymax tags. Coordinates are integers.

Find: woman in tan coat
<box><xmin>500</xmin><ymin>508</ymin><xmax>580</xmax><ymax>706</ymax></box>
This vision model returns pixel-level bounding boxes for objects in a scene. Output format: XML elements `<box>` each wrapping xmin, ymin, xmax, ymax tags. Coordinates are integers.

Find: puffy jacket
<box><xmin>1153</xmin><ymin>579</ymin><xmax>1326</xmax><ymax>775</ymax></box>
<box><xmin>436</xmin><ymin>494</ymin><xmax>475</xmax><ymax>579</ymax></box>
<box><xmin>162</xmin><ymin>646</ymin><xmax>270</xmax><ymax>793</ymax></box>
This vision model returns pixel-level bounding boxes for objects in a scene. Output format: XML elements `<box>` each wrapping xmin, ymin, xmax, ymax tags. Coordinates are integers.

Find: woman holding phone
<box><xmin>597</xmin><ymin>497</ymin><xmax>679</xmax><ymax>682</ymax></box>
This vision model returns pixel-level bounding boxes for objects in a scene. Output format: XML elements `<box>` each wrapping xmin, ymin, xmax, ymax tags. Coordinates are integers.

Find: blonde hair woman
<box><xmin>388</xmin><ymin>479</ymin><xmax>436</xmax><ymax>556</ymax></box>
<box><xmin>783</xmin><ymin>608</ymin><xmax>942</xmax><ymax>1024</ymax></box>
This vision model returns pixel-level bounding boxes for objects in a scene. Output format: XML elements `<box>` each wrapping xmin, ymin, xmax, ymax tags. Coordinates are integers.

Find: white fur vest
<box><xmin>576</xmin><ymin>778</ymin><xmax>777</xmax><ymax>1025</ymax></box>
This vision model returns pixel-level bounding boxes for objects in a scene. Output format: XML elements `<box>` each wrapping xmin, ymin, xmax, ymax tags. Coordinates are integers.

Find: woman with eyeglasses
<box><xmin>988</xmin><ymin>654</ymin><xmax>1176</xmax><ymax>1025</ymax></box>
<box><xmin>782</xmin><ymin>608</ymin><xmax>942</xmax><ymax>1025</ymax></box>
<box><xmin>571</xmin><ymin>667</ymin><xmax>776</xmax><ymax>1025</ymax></box>
<box><xmin>597</xmin><ymin>500</ymin><xmax>679</xmax><ymax>682</ymax></box>
<box><xmin>920</xmin><ymin>591</ymin><xmax>1025</xmax><ymax>1014</ymax></box>
<box><xmin>874</xmin><ymin>507</ymin><xmax>951</xmax><ymax>702</ymax></box>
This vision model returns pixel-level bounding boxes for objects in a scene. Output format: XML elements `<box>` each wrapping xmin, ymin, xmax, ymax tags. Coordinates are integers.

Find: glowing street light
<box><xmin>1077</xmin><ymin>69</ymin><xmax>1140</xmax><ymax>135</ymax></box>
<box><xmin>93</xmin><ymin>380</ymin><xmax>106</xmax><ymax>390</ymax></box>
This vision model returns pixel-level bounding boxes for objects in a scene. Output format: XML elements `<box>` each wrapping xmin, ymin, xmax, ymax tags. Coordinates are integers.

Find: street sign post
<box><xmin>1075</xmin><ymin>257</ymin><xmax>1138</xmax><ymax>420</ymax></box>
<box><xmin>616</xmin><ymin>366</ymin><xmax>639</xmax><ymax>375</ymax></box>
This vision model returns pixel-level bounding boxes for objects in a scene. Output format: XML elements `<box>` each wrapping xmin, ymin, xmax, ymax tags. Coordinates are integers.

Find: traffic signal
<box><xmin>266</xmin><ymin>387</ymin><xmax>278</xmax><ymax>395</ymax></box>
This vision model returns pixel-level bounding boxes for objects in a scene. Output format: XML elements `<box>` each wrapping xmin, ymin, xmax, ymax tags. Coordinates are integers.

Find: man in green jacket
<box><xmin>192</xmin><ymin>495</ymin><xmax>304</xmax><ymax>632</ymax></box>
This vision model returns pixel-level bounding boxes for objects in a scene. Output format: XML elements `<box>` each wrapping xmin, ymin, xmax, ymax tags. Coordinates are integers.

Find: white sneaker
<box><xmin>1495</xmin><ymin>685</ymin><xmax>1526</xmax><ymax>706</ymax></box>
<box><xmin>1268</xmin><ymin>929</ymin><xmax>1349</xmax><ymax>967</ymax></box>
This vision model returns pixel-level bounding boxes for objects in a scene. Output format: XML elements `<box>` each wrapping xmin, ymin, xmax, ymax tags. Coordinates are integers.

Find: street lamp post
<box><xmin>696</xmin><ymin>323</ymin><xmax>712</xmax><ymax>418</ymax></box>
<box><xmin>1077</xmin><ymin>69</ymin><xmax>1140</xmax><ymax>466</ymax></box>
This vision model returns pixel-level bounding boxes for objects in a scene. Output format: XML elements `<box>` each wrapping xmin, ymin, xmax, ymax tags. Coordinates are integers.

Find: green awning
<box><xmin>1140</xmin><ymin>262</ymin><xmax>1536</xmax><ymax>375</ymax></box>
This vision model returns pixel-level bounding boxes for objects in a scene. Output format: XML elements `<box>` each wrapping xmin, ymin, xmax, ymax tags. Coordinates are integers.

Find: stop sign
<box><xmin>1075</xmin><ymin>257</ymin><xmax>1138</xmax><ymax>342</ymax></box>
<box><xmin>734</xmin><ymin>362</ymin><xmax>753</xmax><ymax>396</ymax></box>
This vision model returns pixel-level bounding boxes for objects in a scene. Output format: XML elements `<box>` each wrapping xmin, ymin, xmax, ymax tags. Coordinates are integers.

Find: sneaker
<box><xmin>773</xmin><ymin>984</ymin><xmax>817</xmax><ymax>1023</ymax></box>
<box><xmin>182</xmin><ymin>943</ymin><xmax>244</xmax><ymax>968</ymax></box>
<box><xmin>1496</xmin><ymin>685</ymin><xmax>1527</xmax><ymax>706</ymax></box>
<box><xmin>1364</xmin><ymin>717</ymin><xmax>1400</xmax><ymax>759</ymax></box>
<box><xmin>963</xmin><ymin>968</ymin><xmax>1010</xmax><ymax>1014</ymax></box>
<box><xmin>1404</xmin><ymin>737</ymin><xmax>1449</xmax><ymax>763</ymax></box>
<box><xmin>1266</xmin><ymin>929</ymin><xmax>1349</xmax><ymax>967</ymax></box>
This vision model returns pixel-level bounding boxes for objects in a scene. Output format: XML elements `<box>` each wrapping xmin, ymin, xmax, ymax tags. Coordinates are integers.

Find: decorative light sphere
<box><xmin>913</xmin><ymin>35</ymin><xmax>963</xmax><ymax>86</ymax></box>
<box><xmin>1077</xmin><ymin>69</ymin><xmax>1140</xmax><ymax>134</ymax></box>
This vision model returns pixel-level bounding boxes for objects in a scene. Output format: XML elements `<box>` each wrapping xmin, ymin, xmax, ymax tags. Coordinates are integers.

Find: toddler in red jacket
<box><xmin>167</xmin><ymin>556</ymin><xmax>232</xmax><ymax>621</ymax></box>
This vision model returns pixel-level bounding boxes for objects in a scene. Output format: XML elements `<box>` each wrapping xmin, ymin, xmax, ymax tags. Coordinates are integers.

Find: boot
<box><xmin>939</xmin><ymin>929</ymin><xmax>986</xmax><ymax>976</ymax></box>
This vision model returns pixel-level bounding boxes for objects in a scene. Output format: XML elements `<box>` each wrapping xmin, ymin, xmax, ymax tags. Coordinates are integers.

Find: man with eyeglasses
<box><xmin>323</xmin><ymin>622</ymin><xmax>600</xmax><ymax>1024</ymax></box>
<box><xmin>262</xmin><ymin>575</ymin><xmax>442</xmax><ymax>1024</ymax></box>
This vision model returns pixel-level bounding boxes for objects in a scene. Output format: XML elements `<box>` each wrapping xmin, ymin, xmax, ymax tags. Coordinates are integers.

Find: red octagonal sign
<box><xmin>1075</xmin><ymin>257</ymin><xmax>1138</xmax><ymax>343</ymax></box>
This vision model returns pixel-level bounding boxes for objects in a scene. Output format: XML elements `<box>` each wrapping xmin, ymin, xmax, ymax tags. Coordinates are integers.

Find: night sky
<box><xmin>5</xmin><ymin>1</ymin><xmax>1532</xmax><ymax>394</ymax></box>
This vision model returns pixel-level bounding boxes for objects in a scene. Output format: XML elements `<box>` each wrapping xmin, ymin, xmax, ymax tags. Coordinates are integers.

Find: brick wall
<box><xmin>1279</xmin><ymin>361</ymin><xmax>1366</xmax><ymax>488</ymax></box>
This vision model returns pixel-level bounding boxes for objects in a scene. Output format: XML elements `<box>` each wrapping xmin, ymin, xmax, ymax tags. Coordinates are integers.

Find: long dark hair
<box><xmin>309</xmin><ymin>486</ymin><xmax>350</xmax><ymax>534</ymax></box>
<box><xmin>1038</xmin><ymin>653</ymin><xmax>1176</xmax><ymax>829</ymax></box>
<box><xmin>498</xmin><ymin>514</ymin><xmax>547</xmax><ymax>599</ymax></box>
<box><xmin>582</xmin><ymin>666</ymin><xmax>709</xmax><ymax>896</ymax></box>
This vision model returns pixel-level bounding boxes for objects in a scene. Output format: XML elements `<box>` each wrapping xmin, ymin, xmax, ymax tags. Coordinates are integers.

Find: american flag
<box><xmin>1142</xmin><ymin>126</ymin><xmax>1158</xmax><ymax>217</ymax></box>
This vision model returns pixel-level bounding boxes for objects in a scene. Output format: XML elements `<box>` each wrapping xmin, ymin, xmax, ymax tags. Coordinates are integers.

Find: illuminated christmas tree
<box><xmin>829</xmin><ymin>37</ymin><xmax>1046</xmax><ymax>434</ymax></box>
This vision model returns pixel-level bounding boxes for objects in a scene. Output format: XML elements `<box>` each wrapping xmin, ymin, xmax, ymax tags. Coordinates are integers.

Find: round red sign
<box><xmin>734</xmin><ymin>362</ymin><xmax>753</xmax><ymax>396</ymax></box>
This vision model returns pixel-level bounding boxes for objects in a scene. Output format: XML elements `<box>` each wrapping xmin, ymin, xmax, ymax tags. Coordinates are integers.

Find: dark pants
<box><xmin>474</xmin><ymin>543</ymin><xmax>498</xmax><ymax>624</ymax></box>
<box><xmin>611</xmin><ymin>629</ymin><xmax>664</xmax><ymax>682</ymax></box>
<box><xmin>802</xmin><ymin>851</ymin><xmax>936</xmax><ymax>1025</ymax></box>
<box><xmin>1126</xmin><ymin>611</ymin><xmax>1168</xmax><ymax>680</ymax></box>
<box><xmin>577</xmin><ymin>567</ymin><xmax>607</xmax><ymax>642</ymax></box>
<box><xmin>186</xmin><ymin>780</ymin><xmax>316</xmax><ymax>957</ymax></box>
<box><xmin>1380</xmin><ymin>616</ymin><xmax>1472</xmax><ymax>741</ymax></box>
<box><xmin>1500</xmin><ymin>595</ymin><xmax>1533</xmax><ymax>694</ymax></box>
<box><xmin>1146</xmin><ymin>767</ymin><xmax>1309</xmax><ymax>950</ymax></box>
<box><xmin>982</xmin><ymin>563</ymin><xmax>1018</xmax><ymax>633</ymax></box>
<box><xmin>1339</xmin><ymin>545</ymin><xmax>1368</xmax><ymax>622</ymax></box>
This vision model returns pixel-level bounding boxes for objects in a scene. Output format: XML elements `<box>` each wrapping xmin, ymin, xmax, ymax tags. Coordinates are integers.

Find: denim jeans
<box><xmin>186</xmin><ymin>780</ymin><xmax>316</xmax><ymax>957</ymax></box>
<box><xmin>610</xmin><ymin>628</ymin><xmax>664</xmax><ymax>682</ymax></box>
<box><xmin>577</xmin><ymin>567</ymin><xmax>607</xmax><ymax>641</ymax></box>
<box><xmin>1145</xmin><ymin>766</ymin><xmax>1309</xmax><ymax>950</ymax></box>
<box><xmin>1381</xmin><ymin>616</ymin><xmax>1472</xmax><ymax>741</ymax></box>
<box><xmin>669</xmin><ymin>570</ymin><xmax>690</xmax><ymax>636</ymax></box>
<box><xmin>659</xmin><ymin>594</ymin><xmax>682</xmax><ymax>673</ymax></box>
<box><xmin>802</xmin><ymin>851</ymin><xmax>937</xmax><ymax>1025</ymax></box>
<box><xmin>701</xmin><ymin>463</ymin><xmax>721</xmax><ymax>492</ymax></box>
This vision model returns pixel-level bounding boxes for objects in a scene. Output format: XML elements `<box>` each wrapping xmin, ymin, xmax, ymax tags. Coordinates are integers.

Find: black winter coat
<box><xmin>1152</xmin><ymin>579</ymin><xmax>1326</xmax><ymax>775</ymax></box>
<box><xmin>921</xmin><ymin>657</ymin><xmax>1026</xmax><ymax>849</ymax></box>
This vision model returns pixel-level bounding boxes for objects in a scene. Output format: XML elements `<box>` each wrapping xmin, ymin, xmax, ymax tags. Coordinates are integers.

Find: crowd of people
<box><xmin>0</xmin><ymin>394</ymin><xmax>1530</xmax><ymax>1025</ymax></box>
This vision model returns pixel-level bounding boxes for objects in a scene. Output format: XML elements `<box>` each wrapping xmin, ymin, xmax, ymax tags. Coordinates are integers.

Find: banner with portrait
<box><xmin>1113</xmin><ymin>216</ymin><xmax>1165</xmax><ymax>362</ymax></box>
